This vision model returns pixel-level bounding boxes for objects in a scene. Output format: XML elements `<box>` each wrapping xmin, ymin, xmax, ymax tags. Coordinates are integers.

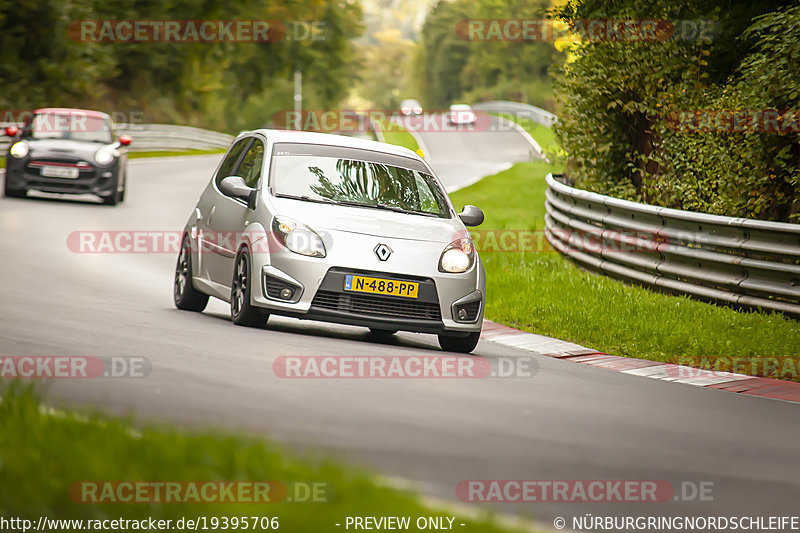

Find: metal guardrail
<box><xmin>0</xmin><ymin>123</ymin><xmax>233</xmax><ymax>153</ymax></box>
<box><xmin>544</xmin><ymin>173</ymin><xmax>800</xmax><ymax>315</ymax></box>
<box><xmin>472</xmin><ymin>101</ymin><xmax>558</xmax><ymax>128</ymax></box>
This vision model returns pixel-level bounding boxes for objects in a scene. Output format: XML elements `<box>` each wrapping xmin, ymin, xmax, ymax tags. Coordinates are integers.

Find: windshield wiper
<box><xmin>331</xmin><ymin>199</ymin><xmax>409</xmax><ymax>214</ymax></box>
<box><xmin>276</xmin><ymin>194</ymin><xmax>443</xmax><ymax>217</ymax></box>
<box><xmin>275</xmin><ymin>193</ymin><xmax>336</xmax><ymax>205</ymax></box>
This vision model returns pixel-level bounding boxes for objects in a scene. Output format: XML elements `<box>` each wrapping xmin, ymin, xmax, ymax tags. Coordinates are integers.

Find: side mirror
<box><xmin>458</xmin><ymin>205</ymin><xmax>484</xmax><ymax>227</ymax></box>
<box><xmin>219</xmin><ymin>176</ymin><xmax>257</xmax><ymax>209</ymax></box>
<box><xmin>5</xmin><ymin>126</ymin><xmax>19</xmax><ymax>137</ymax></box>
<box><xmin>118</xmin><ymin>135</ymin><xmax>132</xmax><ymax>146</ymax></box>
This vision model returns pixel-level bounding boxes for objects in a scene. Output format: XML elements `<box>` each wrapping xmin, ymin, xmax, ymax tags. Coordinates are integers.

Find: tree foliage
<box><xmin>415</xmin><ymin>0</ymin><xmax>564</xmax><ymax>110</ymax></box>
<box><xmin>0</xmin><ymin>0</ymin><xmax>363</xmax><ymax>133</ymax></box>
<box><xmin>553</xmin><ymin>0</ymin><xmax>800</xmax><ymax>222</ymax></box>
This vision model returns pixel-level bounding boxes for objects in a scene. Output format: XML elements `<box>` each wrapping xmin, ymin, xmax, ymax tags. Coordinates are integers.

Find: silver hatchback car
<box><xmin>174</xmin><ymin>130</ymin><xmax>486</xmax><ymax>353</ymax></box>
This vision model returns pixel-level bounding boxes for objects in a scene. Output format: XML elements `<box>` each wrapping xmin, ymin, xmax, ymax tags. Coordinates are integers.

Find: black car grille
<box><xmin>311</xmin><ymin>290</ymin><xmax>442</xmax><ymax>321</ymax></box>
<box><xmin>25</xmin><ymin>159</ymin><xmax>97</xmax><ymax>181</ymax></box>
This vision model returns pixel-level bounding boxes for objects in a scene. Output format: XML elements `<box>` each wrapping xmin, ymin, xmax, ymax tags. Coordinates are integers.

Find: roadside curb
<box><xmin>481</xmin><ymin>321</ymin><xmax>800</xmax><ymax>404</ymax></box>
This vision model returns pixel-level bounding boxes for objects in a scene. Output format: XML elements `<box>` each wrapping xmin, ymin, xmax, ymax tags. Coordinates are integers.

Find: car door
<box><xmin>205</xmin><ymin>136</ymin><xmax>266</xmax><ymax>287</ymax></box>
<box><xmin>196</xmin><ymin>137</ymin><xmax>251</xmax><ymax>284</ymax></box>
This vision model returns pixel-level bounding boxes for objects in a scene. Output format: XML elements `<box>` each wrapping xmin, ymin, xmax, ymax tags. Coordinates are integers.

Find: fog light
<box><xmin>280</xmin><ymin>288</ymin><xmax>294</xmax><ymax>300</ymax></box>
<box><xmin>457</xmin><ymin>308</ymin><xmax>468</xmax><ymax>320</ymax></box>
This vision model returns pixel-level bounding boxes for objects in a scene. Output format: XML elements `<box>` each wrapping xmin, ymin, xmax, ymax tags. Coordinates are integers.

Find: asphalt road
<box><xmin>1</xmin><ymin>138</ymin><xmax>799</xmax><ymax>527</ymax></box>
<box><xmin>401</xmin><ymin>113</ymin><xmax>536</xmax><ymax>191</ymax></box>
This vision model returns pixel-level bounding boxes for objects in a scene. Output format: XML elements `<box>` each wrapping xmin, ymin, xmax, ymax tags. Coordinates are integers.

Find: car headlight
<box><xmin>94</xmin><ymin>147</ymin><xmax>117</xmax><ymax>165</ymax></box>
<box><xmin>9</xmin><ymin>142</ymin><xmax>28</xmax><ymax>158</ymax></box>
<box><xmin>439</xmin><ymin>238</ymin><xmax>475</xmax><ymax>273</ymax></box>
<box><xmin>272</xmin><ymin>216</ymin><xmax>326</xmax><ymax>258</ymax></box>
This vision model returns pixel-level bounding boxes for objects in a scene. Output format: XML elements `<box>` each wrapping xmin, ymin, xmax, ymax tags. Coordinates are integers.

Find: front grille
<box><xmin>25</xmin><ymin>159</ymin><xmax>97</xmax><ymax>181</ymax></box>
<box><xmin>456</xmin><ymin>300</ymin><xmax>481</xmax><ymax>321</ymax></box>
<box><xmin>311</xmin><ymin>290</ymin><xmax>442</xmax><ymax>321</ymax></box>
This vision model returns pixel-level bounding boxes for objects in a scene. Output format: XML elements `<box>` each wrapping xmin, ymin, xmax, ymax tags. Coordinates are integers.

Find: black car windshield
<box><xmin>21</xmin><ymin>113</ymin><xmax>113</xmax><ymax>144</ymax></box>
<box><xmin>270</xmin><ymin>143</ymin><xmax>450</xmax><ymax>218</ymax></box>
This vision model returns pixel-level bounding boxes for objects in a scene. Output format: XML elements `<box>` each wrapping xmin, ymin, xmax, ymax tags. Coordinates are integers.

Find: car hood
<box><xmin>270</xmin><ymin>196</ymin><xmax>469</xmax><ymax>244</ymax></box>
<box><xmin>23</xmin><ymin>139</ymin><xmax>108</xmax><ymax>161</ymax></box>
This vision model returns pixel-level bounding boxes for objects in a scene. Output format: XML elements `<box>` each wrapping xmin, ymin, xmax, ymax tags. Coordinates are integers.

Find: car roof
<box><xmin>34</xmin><ymin>108</ymin><xmax>110</xmax><ymax>119</ymax></box>
<box><xmin>247</xmin><ymin>129</ymin><xmax>422</xmax><ymax>160</ymax></box>
<box><xmin>450</xmin><ymin>104</ymin><xmax>472</xmax><ymax>110</ymax></box>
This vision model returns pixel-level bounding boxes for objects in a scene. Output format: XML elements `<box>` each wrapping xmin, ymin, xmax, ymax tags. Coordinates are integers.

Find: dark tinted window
<box><xmin>215</xmin><ymin>138</ymin><xmax>251</xmax><ymax>188</ymax></box>
<box><xmin>21</xmin><ymin>113</ymin><xmax>113</xmax><ymax>144</ymax></box>
<box><xmin>236</xmin><ymin>139</ymin><xmax>265</xmax><ymax>188</ymax></box>
<box><xmin>270</xmin><ymin>143</ymin><xmax>449</xmax><ymax>218</ymax></box>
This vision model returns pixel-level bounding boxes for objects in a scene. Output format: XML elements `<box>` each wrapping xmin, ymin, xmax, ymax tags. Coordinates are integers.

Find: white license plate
<box><xmin>40</xmin><ymin>166</ymin><xmax>79</xmax><ymax>179</ymax></box>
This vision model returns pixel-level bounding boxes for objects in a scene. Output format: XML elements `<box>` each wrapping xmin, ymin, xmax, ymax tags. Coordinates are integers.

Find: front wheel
<box><xmin>438</xmin><ymin>331</ymin><xmax>481</xmax><ymax>353</ymax></box>
<box><xmin>3</xmin><ymin>181</ymin><xmax>26</xmax><ymax>198</ymax></box>
<box><xmin>174</xmin><ymin>236</ymin><xmax>209</xmax><ymax>312</ymax></box>
<box><xmin>231</xmin><ymin>250</ymin><xmax>269</xmax><ymax>328</ymax></box>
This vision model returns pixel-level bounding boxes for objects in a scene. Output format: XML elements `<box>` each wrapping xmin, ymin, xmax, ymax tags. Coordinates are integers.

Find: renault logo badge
<box><xmin>374</xmin><ymin>243</ymin><xmax>392</xmax><ymax>261</ymax></box>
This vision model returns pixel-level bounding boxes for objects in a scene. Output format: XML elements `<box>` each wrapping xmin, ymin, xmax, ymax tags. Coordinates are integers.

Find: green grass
<box><xmin>0</xmin><ymin>386</ymin><xmax>535</xmax><ymax>532</ymax></box>
<box><xmin>128</xmin><ymin>148</ymin><xmax>226</xmax><ymax>159</ymax></box>
<box><xmin>450</xmin><ymin>141</ymin><xmax>800</xmax><ymax>377</ymax></box>
<box><xmin>493</xmin><ymin>113</ymin><xmax>562</xmax><ymax>163</ymax></box>
<box><xmin>374</xmin><ymin>120</ymin><xmax>421</xmax><ymax>154</ymax></box>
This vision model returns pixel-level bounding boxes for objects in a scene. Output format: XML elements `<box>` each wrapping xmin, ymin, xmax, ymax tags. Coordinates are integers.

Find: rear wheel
<box><xmin>438</xmin><ymin>331</ymin><xmax>481</xmax><ymax>353</ymax></box>
<box><xmin>231</xmin><ymin>250</ymin><xmax>269</xmax><ymax>328</ymax></box>
<box><xmin>174</xmin><ymin>236</ymin><xmax>209</xmax><ymax>312</ymax></box>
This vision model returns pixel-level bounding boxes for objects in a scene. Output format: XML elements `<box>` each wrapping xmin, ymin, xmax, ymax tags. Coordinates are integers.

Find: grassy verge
<box><xmin>449</xmin><ymin>127</ymin><xmax>800</xmax><ymax>378</ymax></box>
<box><xmin>0</xmin><ymin>386</ymin><xmax>534</xmax><ymax>532</ymax></box>
<box><xmin>373</xmin><ymin>120</ymin><xmax>421</xmax><ymax>154</ymax></box>
<box><xmin>128</xmin><ymin>148</ymin><xmax>226</xmax><ymax>159</ymax></box>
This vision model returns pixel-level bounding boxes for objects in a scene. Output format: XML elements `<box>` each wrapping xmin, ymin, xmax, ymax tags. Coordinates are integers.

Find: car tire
<box><xmin>438</xmin><ymin>331</ymin><xmax>481</xmax><ymax>353</ymax></box>
<box><xmin>231</xmin><ymin>249</ymin><xmax>269</xmax><ymax>328</ymax></box>
<box><xmin>174</xmin><ymin>236</ymin><xmax>209</xmax><ymax>312</ymax></box>
<box><xmin>3</xmin><ymin>181</ymin><xmax>26</xmax><ymax>198</ymax></box>
<box><xmin>101</xmin><ymin>175</ymin><xmax>122</xmax><ymax>205</ymax></box>
<box><xmin>102</xmin><ymin>191</ymin><xmax>119</xmax><ymax>206</ymax></box>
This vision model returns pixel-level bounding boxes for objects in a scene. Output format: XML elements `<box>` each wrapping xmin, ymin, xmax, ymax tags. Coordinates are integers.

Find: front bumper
<box><xmin>5</xmin><ymin>157</ymin><xmax>120</xmax><ymax>196</ymax></box>
<box><xmin>248</xmin><ymin>231</ymin><xmax>485</xmax><ymax>335</ymax></box>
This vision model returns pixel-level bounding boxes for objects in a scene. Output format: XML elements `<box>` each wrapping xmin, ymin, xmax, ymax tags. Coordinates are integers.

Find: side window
<box><xmin>214</xmin><ymin>138</ymin><xmax>251</xmax><ymax>189</ymax></box>
<box><xmin>235</xmin><ymin>139</ymin><xmax>265</xmax><ymax>189</ymax></box>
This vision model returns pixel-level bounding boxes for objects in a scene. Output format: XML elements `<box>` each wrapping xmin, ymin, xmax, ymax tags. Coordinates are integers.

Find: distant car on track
<box><xmin>447</xmin><ymin>104</ymin><xmax>477</xmax><ymax>126</ymax></box>
<box><xmin>400</xmin><ymin>99</ymin><xmax>423</xmax><ymax>117</ymax></box>
<box><xmin>174</xmin><ymin>130</ymin><xmax>486</xmax><ymax>353</ymax></box>
<box><xmin>3</xmin><ymin>108</ymin><xmax>131</xmax><ymax>205</ymax></box>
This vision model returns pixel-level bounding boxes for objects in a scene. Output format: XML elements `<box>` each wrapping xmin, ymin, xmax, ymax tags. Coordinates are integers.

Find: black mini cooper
<box><xmin>3</xmin><ymin>108</ymin><xmax>131</xmax><ymax>205</ymax></box>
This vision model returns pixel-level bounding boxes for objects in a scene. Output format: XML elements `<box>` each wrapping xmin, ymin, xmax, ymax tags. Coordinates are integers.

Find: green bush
<box><xmin>553</xmin><ymin>0</ymin><xmax>800</xmax><ymax>222</ymax></box>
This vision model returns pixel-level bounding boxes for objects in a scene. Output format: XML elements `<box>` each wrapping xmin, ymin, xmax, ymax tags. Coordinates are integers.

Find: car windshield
<box><xmin>270</xmin><ymin>143</ymin><xmax>450</xmax><ymax>218</ymax></box>
<box><xmin>22</xmin><ymin>113</ymin><xmax>113</xmax><ymax>143</ymax></box>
